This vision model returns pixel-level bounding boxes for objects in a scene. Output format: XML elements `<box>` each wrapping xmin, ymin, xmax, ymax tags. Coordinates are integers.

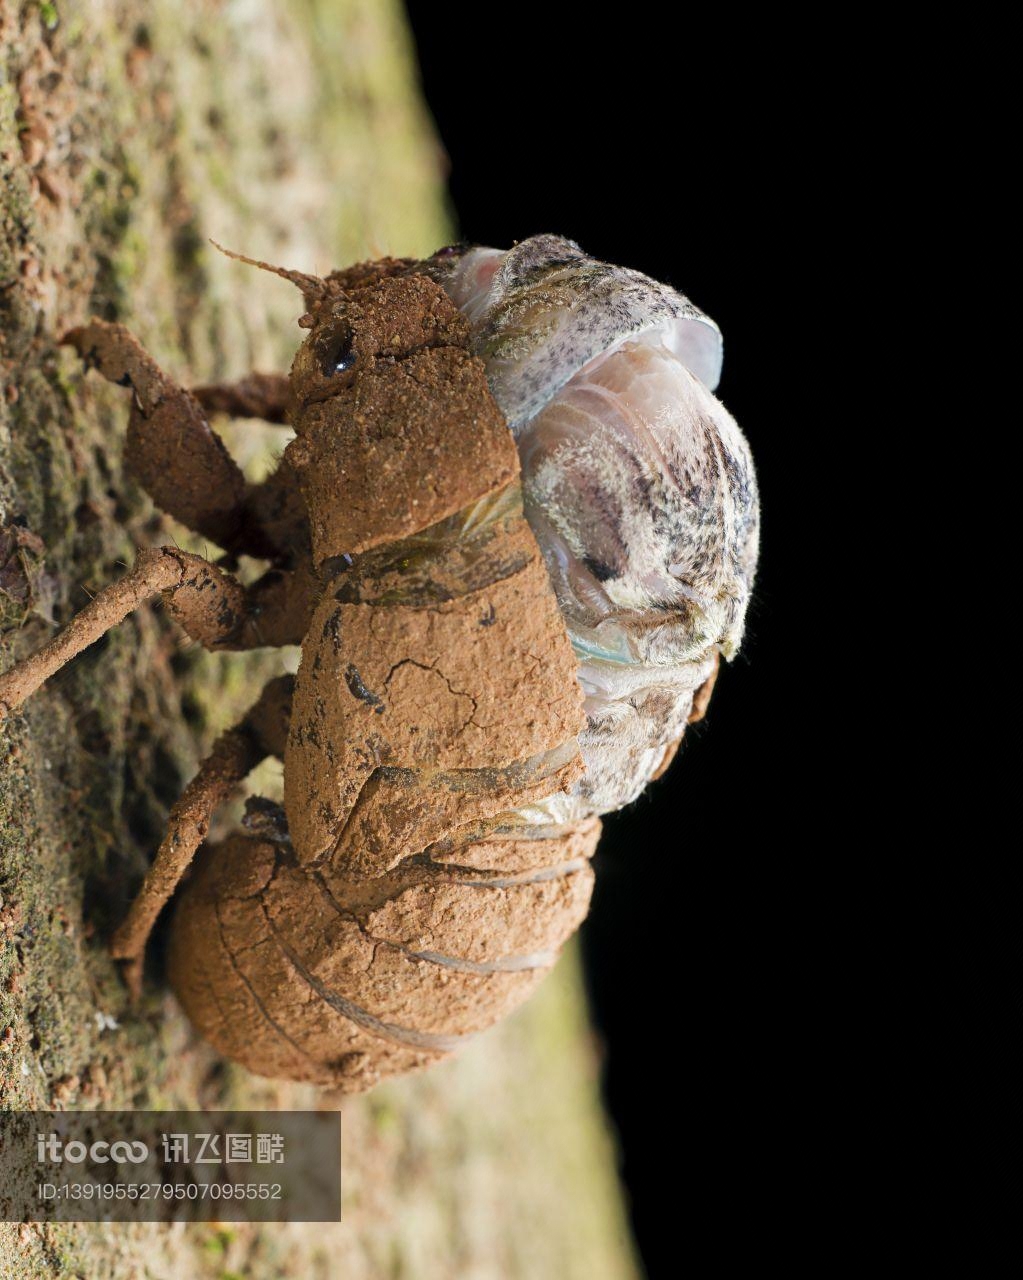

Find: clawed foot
<box><xmin>61</xmin><ymin>320</ymin><xmax>169</xmax><ymax>413</ymax></box>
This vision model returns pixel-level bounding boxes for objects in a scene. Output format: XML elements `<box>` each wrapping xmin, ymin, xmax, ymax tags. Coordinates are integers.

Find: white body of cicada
<box><xmin>427</xmin><ymin>235</ymin><xmax>759</xmax><ymax>826</ymax></box>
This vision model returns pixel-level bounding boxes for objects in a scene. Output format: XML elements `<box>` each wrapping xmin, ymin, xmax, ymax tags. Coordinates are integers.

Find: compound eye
<box><xmin>320</xmin><ymin>327</ymin><xmax>355</xmax><ymax>379</ymax></box>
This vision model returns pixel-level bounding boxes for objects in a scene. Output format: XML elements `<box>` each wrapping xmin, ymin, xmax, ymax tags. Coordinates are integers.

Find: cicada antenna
<box><xmin>209</xmin><ymin>239</ymin><xmax>329</xmax><ymax>303</ymax></box>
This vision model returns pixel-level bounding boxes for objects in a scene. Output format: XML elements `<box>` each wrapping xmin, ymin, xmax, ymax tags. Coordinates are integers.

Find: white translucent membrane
<box><xmin>441</xmin><ymin>246</ymin><xmax>725</xmax><ymax>409</ymax></box>
<box><xmin>519</xmin><ymin>339</ymin><xmax>755</xmax><ymax>650</ymax></box>
<box><xmin>511</xmin><ymin>340</ymin><xmax>757</xmax><ymax>822</ymax></box>
<box><xmin>598</xmin><ymin>318</ymin><xmax>723</xmax><ymax>398</ymax></box>
<box><xmin>441</xmin><ymin>245</ymin><xmax>757</xmax><ymax>824</ymax></box>
<box><xmin>442</xmin><ymin>247</ymin><xmax>503</xmax><ymax>325</ymax></box>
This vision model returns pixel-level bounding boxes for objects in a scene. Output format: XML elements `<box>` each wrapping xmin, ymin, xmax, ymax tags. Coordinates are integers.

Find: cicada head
<box><xmin>288</xmin><ymin>270</ymin><xmax>469</xmax><ymax>415</ymax></box>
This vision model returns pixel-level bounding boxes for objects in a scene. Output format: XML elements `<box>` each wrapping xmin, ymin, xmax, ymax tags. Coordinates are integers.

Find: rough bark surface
<box><xmin>0</xmin><ymin>2</ymin><xmax>637</xmax><ymax>1275</ymax></box>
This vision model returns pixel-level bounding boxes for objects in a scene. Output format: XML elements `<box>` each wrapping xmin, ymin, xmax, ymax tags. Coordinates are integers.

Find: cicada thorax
<box><xmin>167</xmin><ymin>269</ymin><xmax>599</xmax><ymax>1092</ymax></box>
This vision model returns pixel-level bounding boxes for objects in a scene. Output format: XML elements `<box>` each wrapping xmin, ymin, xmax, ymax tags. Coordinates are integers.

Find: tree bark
<box><xmin>0</xmin><ymin>2</ymin><xmax>638</xmax><ymax>1274</ymax></box>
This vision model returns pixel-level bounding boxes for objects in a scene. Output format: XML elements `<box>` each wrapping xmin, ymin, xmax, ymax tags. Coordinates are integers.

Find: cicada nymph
<box><xmin>0</xmin><ymin>237</ymin><xmax>758</xmax><ymax>1091</ymax></box>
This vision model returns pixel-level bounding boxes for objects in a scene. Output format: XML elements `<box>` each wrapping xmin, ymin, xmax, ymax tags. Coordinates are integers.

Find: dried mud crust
<box><xmin>286</xmin><ymin>273</ymin><xmax>520</xmax><ymax>560</ymax></box>
<box><xmin>2</xmin><ymin>220</ymin><xmax>596</xmax><ymax>1101</ymax></box>
<box><xmin>285</xmin><ymin>558</ymin><xmax>586</xmax><ymax>870</ymax></box>
<box><xmin>169</xmin><ymin>820</ymin><xmax>601</xmax><ymax>1092</ymax></box>
<box><xmin>0</xmin><ymin>237</ymin><xmax>600</xmax><ymax>1097</ymax></box>
<box><xmin>158</xmin><ymin>267</ymin><xmax>598</xmax><ymax>1090</ymax></box>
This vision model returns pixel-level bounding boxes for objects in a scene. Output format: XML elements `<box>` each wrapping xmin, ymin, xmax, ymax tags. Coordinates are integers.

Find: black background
<box><xmin>404</xmin><ymin>4</ymin><xmax>849</xmax><ymax>1270</ymax></box>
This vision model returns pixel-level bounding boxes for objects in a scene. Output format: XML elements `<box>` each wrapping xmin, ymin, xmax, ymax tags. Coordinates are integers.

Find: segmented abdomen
<box><xmin>168</xmin><ymin>818</ymin><xmax>598</xmax><ymax>1090</ymax></box>
<box><xmin>170</xmin><ymin>491</ymin><xmax>596</xmax><ymax>1091</ymax></box>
